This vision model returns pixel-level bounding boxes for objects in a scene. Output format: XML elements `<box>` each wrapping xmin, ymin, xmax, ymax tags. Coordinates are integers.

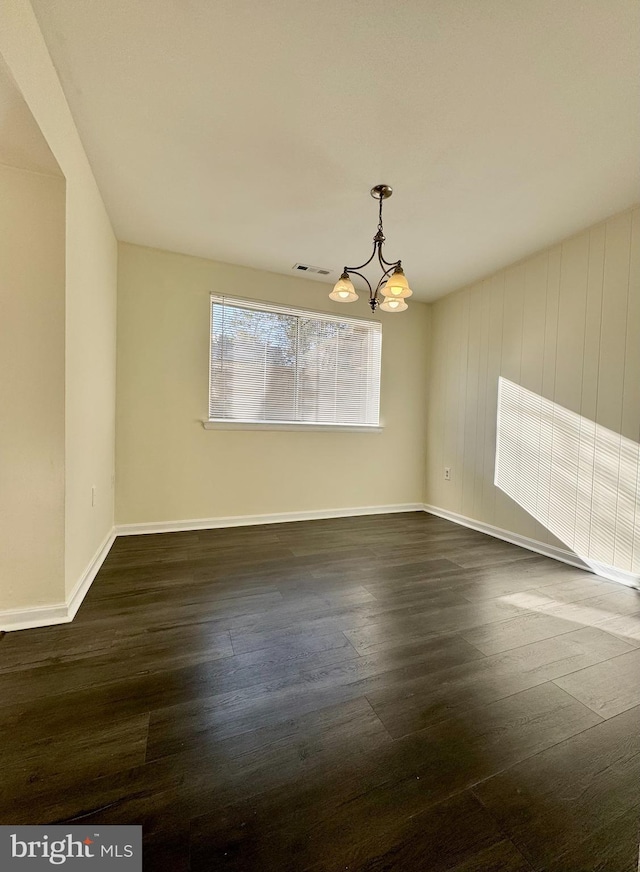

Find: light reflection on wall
<box><xmin>495</xmin><ymin>378</ymin><xmax>640</xmax><ymax>574</ymax></box>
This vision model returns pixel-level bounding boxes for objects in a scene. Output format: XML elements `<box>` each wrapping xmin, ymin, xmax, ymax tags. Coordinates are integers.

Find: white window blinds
<box><xmin>209</xmin><ymin>295</ymin><xmax>382</xmax><ymax>426</ymax></box>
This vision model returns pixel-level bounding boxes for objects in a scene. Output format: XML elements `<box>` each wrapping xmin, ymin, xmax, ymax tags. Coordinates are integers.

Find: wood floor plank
<box><xmin>0</xmin><ymin>623</ymin><xmax>117</xmax><ymax>673</ymax></box>
<box><xmin>455</xmin><ymin>570</ymin><xmax>614</xmax><ymax>603</ymax></box>
<box><xmin>473</xmin><ymin>704</ymin><xmax>640</xmax><ymax>871</ymax></box>
<box><xmin>184</xmin><ymin>682</ymin><xmax>602</xmax><ymax>870</ymax></box>
<box><xmin>356</xmin><ymin>682</ymin><xmax>602</xmax><ymax>809</ymax></box>
<box><xmin>459</xmin><ymin>610</ymin><xmax>589</xmax><ymax>655</ymax></box>
<box><xmin>366</xmin><ymin>627</ymin><xmax>632</xmax><ymax>737</ymax></box>
<box><xmin>0</xmin><ymin>713</ymin><xmax>150</xmax><ymax>823</ymax></box>
<box><xmin>344</xmin><ymin>599</ymin><xmax>530</xmax><ymax>655</ymax></box>
<box><xmin>594</xmin><ymin>609</ymin><xmax>640</xmax><ymax>646</ymax></box>
<box><xmin>447</xmin><ymin>839</ymin><xmax>534</xmax><ymax>872</ymax></box>
<box><xmin>145</xmin><ymin>633</ymin><xmax>484</xmax><ymax>761</ymax></box>
<box><xmin>543</xmin><ymin>805</ymin><xmax>640</xmax><ymax>872</ymax></box>
<box><xmin>531</xmin><ymin>574</ymin><xmax>625</xmax><ymax>602</ymax></box>
<box><xmin>540</xmin><ymin>588</ymin><xmax>640</xmax><ymax>624</ymax></box>
<box><xmin>189</xmin><ymin>788</ymin><xmax>512</xmax><ymax>872</ymax></box>
<box><xmin>552</xmin><ymin>646</ymin><xmax>640</xmax><ymax>718</ymax></box>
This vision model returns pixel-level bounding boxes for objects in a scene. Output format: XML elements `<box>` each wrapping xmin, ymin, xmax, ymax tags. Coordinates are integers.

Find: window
<box><xmin>208</xmin><ymin>295</ymin><xmax>382</xmax><ymax>428</ymax></box>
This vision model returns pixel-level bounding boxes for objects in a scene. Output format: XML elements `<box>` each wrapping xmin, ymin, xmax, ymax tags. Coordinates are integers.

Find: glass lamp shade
<box><xmin>382</xmin><ymin>268</ymin><xmax>413</xmax><ymax>299</ymax></box>
<box><xmin>329</xmin><ymin>275</ymin><xmax>358</xmax><ymax>303</ymax></box>
<box><xmin>379</xmin><ymin>296</ymin><xmax>408</xmax><ymax>313</ymax></box>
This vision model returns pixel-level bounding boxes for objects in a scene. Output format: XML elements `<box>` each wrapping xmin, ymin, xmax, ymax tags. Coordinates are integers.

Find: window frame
<box><xmin>204</xmin><ymin>294</ymin><xmax>383</xmax><ymax>432</ymax></box>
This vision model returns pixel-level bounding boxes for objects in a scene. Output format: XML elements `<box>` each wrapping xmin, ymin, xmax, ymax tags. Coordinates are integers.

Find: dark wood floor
<box><xmin>2</xmin><ymin>512</ymin><xmax>640</xmax><ymax>871</ymax></box>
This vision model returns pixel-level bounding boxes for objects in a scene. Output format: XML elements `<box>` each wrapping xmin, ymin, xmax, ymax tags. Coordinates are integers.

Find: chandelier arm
<box><xmin>379</xmin><ymin>254</ymin><xmax>402</xmax><ymax>268</ymax></box>
<box><xmin>374</xmin><ymin>262</ymin><xmax>400</xmax><ymax>295</ymax></box>
<box><xmin>347</xmin><ymin>269</ymin><xmax>373</xmax><ymax>297</ymax></box>
<box><xmin>378</xmin><ymin>246</ymin><xmax>402</xmax><ymax>268</ymax></box>
<box><xmin>344</xmin><ymin>241</ymin><xmax>378</xmax><ymax>273</ymax></box>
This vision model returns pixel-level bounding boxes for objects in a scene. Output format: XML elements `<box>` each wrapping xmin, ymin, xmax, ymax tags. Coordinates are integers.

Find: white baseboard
<box><xmin>66</xmin><ymin>529</ymin><xmax>117</xmax><ymax>620</ymax></box>
<box><xmin>0</xmin><ymin>528</ymin><xmax>116</xmax><ymax>632</ymax></box>
<box><xmin>0</xmin><ymin>601</ymin><xmax>70</xmax><ymax>633</ymax></box>
<box><xmin>115</xmin><ymin>503</ymin><xmax>424</xmax><ymax>536</ymax></box>
<box><xmin>581</xmin><ymin>559</ymin><xmax>640</xmax><ymax>589</ymax></box>
<box><xmin>422</xmin><ymin>504</ymin><xmax>640</xmax><ymax>589</ymax></box>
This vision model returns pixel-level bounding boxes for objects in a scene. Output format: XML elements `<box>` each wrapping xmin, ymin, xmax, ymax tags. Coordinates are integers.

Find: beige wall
<box><xmin>116</xmin><ymin>243</ymin><xmax>430</xmax><ymax>525</ymax></box>
<box><xmin>1</xmin><ymin>0</ymin><xmax>117</xmax><ymax>603</ymax></box>
<box><xmin>0</xmin><ymin>164</ymin><xmax>66</xmax><ymax>609</ymax></box>
<box><xmin>63</xmin><ymin>170</ymin><xmax>117</xmax><ymax>596</ymax></box>
<box><xmin>425</xmin><ymin>206</ymin><xmax>640</xmax><ymax>574</ymax></box>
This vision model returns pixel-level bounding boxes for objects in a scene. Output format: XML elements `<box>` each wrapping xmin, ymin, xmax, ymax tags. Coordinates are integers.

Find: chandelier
<box><xmin>329</xmin><ymin>184</ymin><xmax>413</xmax><ymax>313</ymax></box>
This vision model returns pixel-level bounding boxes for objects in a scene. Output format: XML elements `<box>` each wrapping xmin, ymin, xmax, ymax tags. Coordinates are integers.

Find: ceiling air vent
<box><xmin>292</xmin><ymin>263</ymin><xmax>332</xmax><ymax>276</ymax></box>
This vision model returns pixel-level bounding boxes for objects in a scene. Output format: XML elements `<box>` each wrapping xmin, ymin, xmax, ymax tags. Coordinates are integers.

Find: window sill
<box><xmin>202</xmin><ymin>420</ymin><xmax>383</xmax><ymax>433</ymax></box>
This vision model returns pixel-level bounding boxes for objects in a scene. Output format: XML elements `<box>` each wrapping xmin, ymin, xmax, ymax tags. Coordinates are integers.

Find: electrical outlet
<box><xmin>91</xmin><ymin>485</ymin><xmax>96</xmax><ymax>507</ymax></box>
<box><xmin>444</xmin><ymin>467</ymin><xmax>451</xmax><ymax>481</ymax></box>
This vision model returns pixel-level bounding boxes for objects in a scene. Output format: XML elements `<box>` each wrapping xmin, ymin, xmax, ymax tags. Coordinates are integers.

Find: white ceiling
<box><xmin>0</xmin><ymin>58</ymin><xmax>61</xmax><ymax>176</ymax></box>
<box><xmin>31</xmin><ymin>0</ymin><xmax>640</xmax><ymax>300</ymax></box>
